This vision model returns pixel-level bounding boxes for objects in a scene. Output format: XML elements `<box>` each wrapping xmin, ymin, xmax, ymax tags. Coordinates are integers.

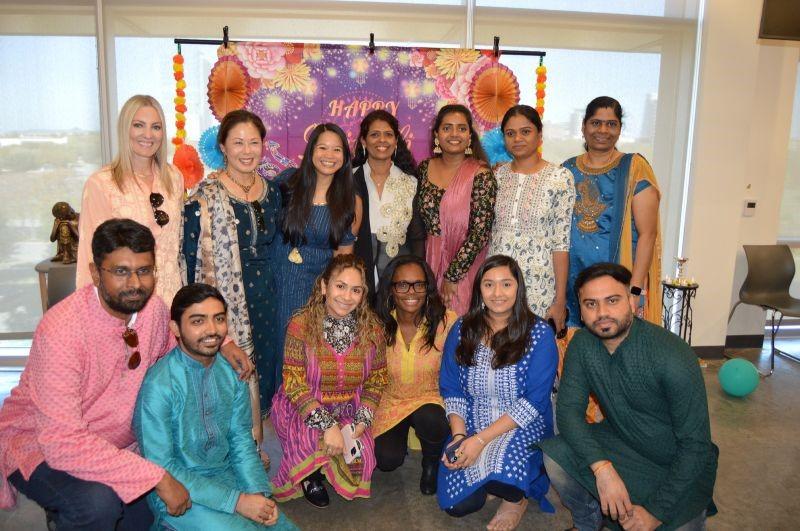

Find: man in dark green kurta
<box><xmin>540</xmin><ymin>263</ymin><xmax>717</xmax><ymax>531</ymax></box>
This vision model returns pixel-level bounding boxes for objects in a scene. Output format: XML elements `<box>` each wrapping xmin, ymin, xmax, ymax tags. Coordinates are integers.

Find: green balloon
<box><xmin>718</xmin><ymin>358</ymin><xmax>760</xmax><ymax>397</ymax></box>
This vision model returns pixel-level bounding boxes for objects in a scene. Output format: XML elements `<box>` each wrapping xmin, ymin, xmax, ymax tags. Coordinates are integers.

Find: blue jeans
<box><xmin>543</xmin><ymin>454</ymin><xmax>707</xmax><ymax>531</ymax></box>
<box><xmin>9</xmin><ymin>462</ymin><xmax>153</xmax><ymax>531</ymax></box>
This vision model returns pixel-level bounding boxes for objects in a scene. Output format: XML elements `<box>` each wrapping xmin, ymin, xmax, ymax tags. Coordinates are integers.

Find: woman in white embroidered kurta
<box><xmin>488</xmin><ymin>105</ymin><xmax>575</xmax><ymax>328</ymax></box>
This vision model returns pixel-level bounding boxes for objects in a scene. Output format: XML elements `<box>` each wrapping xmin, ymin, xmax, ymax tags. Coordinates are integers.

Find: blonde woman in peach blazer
<box><xmin>76</xmin><ymin>95</ymin><xmax>184</xmax><ymax>306</ymax></box>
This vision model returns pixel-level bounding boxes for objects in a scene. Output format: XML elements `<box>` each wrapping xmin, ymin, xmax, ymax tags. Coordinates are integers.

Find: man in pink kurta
<box><xmin>0</xmin><ymin>218</ymin><xmax>190</xmax><ymax>529</ymax></box>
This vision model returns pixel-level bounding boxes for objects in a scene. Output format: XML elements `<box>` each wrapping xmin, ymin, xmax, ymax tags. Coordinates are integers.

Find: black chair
<box><xmin>729</xmin><ymin>245</ymin><xmax>800</xmax><ymax>376</ymax></box>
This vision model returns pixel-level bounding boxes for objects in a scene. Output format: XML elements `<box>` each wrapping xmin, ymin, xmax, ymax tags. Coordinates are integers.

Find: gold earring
<box><xmin>465</xmin><ymin>143</ymin><xmax>473</xmax><ymax>156</ymax></box>
<box><xmin>433</xmin><ymin>137</ymin><xmax>442</xmax><ymax>155</ymax></box>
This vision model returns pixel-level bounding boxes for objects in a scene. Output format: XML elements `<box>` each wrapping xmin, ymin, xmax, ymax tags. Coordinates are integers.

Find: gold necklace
<box><xmin>584</xmin><ymin>149</ymin><xmax>617</xmax><ymax>169</ymax></box>
<box><xmin>229</xmin><ymin>171</ymin><xmax>257</xmax><ymax>195</ymax></box>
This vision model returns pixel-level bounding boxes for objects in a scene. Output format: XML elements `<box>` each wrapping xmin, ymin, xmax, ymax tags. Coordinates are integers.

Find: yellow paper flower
<box><xmin>435</xmin><ymin>48</ymin><xmax>481</xmax><ymax>79</ymax></box>
<box><xmin>274</xmin><ymin>62</ymin><xmax>312</xmax><ymax>93</ymax></box>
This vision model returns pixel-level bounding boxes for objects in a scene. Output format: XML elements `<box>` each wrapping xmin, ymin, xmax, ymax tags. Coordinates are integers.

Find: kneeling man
<box><xmin>540</xmin><ymin>263</ymin><xmax>718</xmax><ymax>531</ymax></box>
<box><xmin>134</xmin><ymin>283</ymin><xmax>297</xmax><ymax>530</ymax></box>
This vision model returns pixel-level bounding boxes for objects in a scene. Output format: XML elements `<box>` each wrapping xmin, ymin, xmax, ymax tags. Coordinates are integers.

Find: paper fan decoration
<box><xmin>481</xmin><ymin>127</ymin><xmax>512</xmax><ymax>167</ymax></box>
<box><xmin>207</xmin><ymin>55</ymin><xmax>250</xmax><ymax>121</ymax></box>
<box><xmin>468</xmin><ymin>61</ymin><xmax>520</xmax><ymax>131</ymax></box>
<box><xmin>173</xmin><ymin>144</ymin><xmax>204</xmax><ymax>190</ymax></box>
<box><xmin>199</xmin><ymin>125</ymin><xmax>224</xmax><ymax>170</ymax></box>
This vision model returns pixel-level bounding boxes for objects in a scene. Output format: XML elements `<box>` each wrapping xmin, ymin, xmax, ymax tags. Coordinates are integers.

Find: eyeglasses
<box><xmin>586</xmin><ymin>119</ymin><xmax>620</xmax><ymax>131</ymax></box>
<box><xmin>122</xmin><ymin>328</ymin><xmax>141</xmax><ymax>370</ymax></box>
<box><xmin>251</xmin><ymin>201</ymin><xmax>266</xmax><ymax>232</ymax></box>
<box><xmin>149</xmin><ymin>193</ymin><xmax>169</xmax><ymax>227</ymax></box>
<box><xmin>99</xmin><ymin>266</ymin><xmax>155</xmax><ymax>280</ymax></box>
<box><xmin>391</xmin><ymin>280</ymin><xmax>428</xmax><ymax>293</ymax></box>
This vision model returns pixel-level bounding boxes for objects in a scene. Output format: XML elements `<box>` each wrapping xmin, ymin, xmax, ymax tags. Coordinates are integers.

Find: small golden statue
<box><xmin>50</xmin><ymin>202</ymin><xmax>80</xmax><ymax>264</ymax></box>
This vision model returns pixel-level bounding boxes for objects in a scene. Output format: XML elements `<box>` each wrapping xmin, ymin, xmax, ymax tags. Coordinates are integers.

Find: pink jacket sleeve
<box><xmin>26</xmin><ymin>326</ymin><xmax>165</xmax><ymax>502</ymax></box>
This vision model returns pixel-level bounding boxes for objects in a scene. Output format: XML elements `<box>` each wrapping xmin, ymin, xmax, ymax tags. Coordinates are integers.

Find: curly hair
<box><xmin>352</xmin><ymin>110</ymin><xmax>417</xmax><ymax>176</ymax></box>
<box><xmin>296</xmin><ymin>254</ymin><xmax>384</xmax><ymax>351</ymax></box>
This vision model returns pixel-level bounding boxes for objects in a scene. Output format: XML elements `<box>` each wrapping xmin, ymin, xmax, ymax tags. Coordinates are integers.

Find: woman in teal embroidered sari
<box><xmin>563</xmin><ymin>97</ymin><xmax>662</xmax><ymax>329</ymax></box>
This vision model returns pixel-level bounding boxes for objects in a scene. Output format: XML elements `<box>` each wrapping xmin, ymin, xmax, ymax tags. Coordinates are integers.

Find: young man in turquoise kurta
<box><xmin>134</xmin><ymin>283</ymin><xmax>297</xmax><ymax>530</ymax></box>
<box><xmin>540</xmin><ymin>263</ymin><xmax>717</xmax><ymax>531</ymax></box>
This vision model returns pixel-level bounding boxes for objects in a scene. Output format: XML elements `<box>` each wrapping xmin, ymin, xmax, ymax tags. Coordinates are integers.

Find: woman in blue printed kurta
<box><xmin>437</xmin><ymin>255</ymin><xmax>558</xmax><ymax>529</ymax></box>
<box><xmin>270</xmin><ymin>123</ymin><xmax>361</xmax><ymax>397</ymax></box>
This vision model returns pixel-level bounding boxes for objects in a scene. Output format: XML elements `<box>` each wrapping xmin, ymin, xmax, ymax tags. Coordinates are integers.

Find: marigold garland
<box><xmin>172</xmin><ymin>53</ymin><xmax>186</xmax><ymax>147</ymax></box>
<box><xmin>171</xmin><ymin>50</ymin><xmax>205</xmax><ymax>189</ymax></box>
<box><xmin>535</xmin><ymin>58</ymin><xmax>547</xmax><ymax>154</ymax></box>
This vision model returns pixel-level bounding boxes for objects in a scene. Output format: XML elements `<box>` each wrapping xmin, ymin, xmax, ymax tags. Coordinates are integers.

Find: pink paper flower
<box><xmin>237</xmin><ymin>42</ymin><xmax>287</xmax><ymax>80</ymax></box>
<box><xmin>450</xmin><ymin>56</ymin><xmax>489</xmax><ymax>103</ymax></box>
<box><xmin>409</xmin><ymin>50</ymin><xmax>425</xmax><ymax>68</ymax></box>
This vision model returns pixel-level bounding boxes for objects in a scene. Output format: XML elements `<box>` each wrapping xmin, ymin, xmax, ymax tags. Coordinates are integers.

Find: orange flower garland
<box><xmin>172</xmin><ymin>53</ymin><xmax>187</xmax><ymax>146</ymax></box>
<box><xmin>536</xmin><ymin>58</ymin><xmax>547</xmax><ymax>153</ymax></box>
<box><xmin>171</xmin><ymin>50</ymin><xmax>204</xmax><ymax>189</ymax></box>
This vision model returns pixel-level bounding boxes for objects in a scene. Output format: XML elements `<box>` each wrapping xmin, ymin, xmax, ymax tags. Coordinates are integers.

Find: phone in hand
<box><xmin>340</xmin><ymin>423</ymin><xmax>364</xmax><ymax>464</ymax></box>
<box><xmin>547</xmin><ymin>308</ymin><xmax>570</xmax><ymax>339</ymax></box>
<box><xmin>444</xmin><ymin>436</ymin><xmax>466</xmax><ymax>464</ymax></box>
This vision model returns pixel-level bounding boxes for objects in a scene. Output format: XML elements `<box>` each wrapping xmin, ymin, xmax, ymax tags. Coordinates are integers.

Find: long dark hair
<box><xmin>455</xmin><ymin>255</ymin><xmax>536</xmax><ymax>369</ymax></box>
<box><xmin>352</xmin><ymin>110</ymin><xmax>417</xmax><ymax>176</ymax></box>
<box><xmin>430</xmin><ymin>104</ymin><xmax>489</xmax><ymax>165</ymax></box>
<box><xmin>281</xmin><ymin>123</ymin><xmax>355</xmax><ymax>248</ymax></box>
<box><xmin>376</xmin><ymin>255</ymin><xmax>447</xmax><ymax>352</ymax></box>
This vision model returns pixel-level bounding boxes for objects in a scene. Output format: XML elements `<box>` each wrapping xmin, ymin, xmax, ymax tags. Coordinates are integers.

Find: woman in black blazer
<box><xmin>352</xmin><ymin>110</ymin><xmax>426</xmax><ymax>300</ymax></box>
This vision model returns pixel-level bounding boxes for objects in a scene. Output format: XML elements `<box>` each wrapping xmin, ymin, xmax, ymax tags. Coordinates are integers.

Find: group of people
<box><xmin>0</xmin><ymin>92</ymin><xmax>719</xmax><ymax>531</ymax></box>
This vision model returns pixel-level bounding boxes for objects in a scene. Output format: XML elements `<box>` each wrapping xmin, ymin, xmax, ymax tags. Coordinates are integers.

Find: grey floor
<box><xmin>1</xmin><ymin>342</ymin><xmax>798</xmax><ymax>530</ymax></box>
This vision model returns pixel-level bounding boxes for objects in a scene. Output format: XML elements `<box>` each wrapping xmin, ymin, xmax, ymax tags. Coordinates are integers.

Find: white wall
<box><xmin>683</xmin><ymin>0</ymin><xmax>799</xmax><ymax>346</ymax></box>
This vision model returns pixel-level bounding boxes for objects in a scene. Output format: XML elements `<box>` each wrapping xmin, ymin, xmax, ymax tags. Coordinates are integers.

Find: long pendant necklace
<box><xmin>229</xmin><ymin>171</ymin><xmax>257</xmax><ymax>196</ymax></box>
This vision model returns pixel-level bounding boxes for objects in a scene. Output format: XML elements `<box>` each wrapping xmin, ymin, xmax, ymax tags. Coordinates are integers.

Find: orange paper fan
<box><xmin>468</xmin><ymin>61</ymin><xmax>520</xmax><ymax>131</ymax></box>
<box><xmin>207</xmin><ymin>55</ymin><xmax>251</xmax><ymax>121</ymax></box>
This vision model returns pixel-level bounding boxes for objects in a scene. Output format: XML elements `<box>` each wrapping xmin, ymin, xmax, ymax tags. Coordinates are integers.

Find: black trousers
<box><xmin>445</xmin><ymin>481</ymin><xmax>526</xmax><ymax>517</ymax></box>
<box><xmin>374</xmin><ymin>403</ymin><xmax>449</xmax><ymax>470</ymax></box>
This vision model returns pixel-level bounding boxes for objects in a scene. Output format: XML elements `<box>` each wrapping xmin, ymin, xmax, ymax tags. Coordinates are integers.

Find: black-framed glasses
<box><xmin>392</xmin><ymin>280</ymin><xmax>427</xmax><ymax>293</ymax></box>
<box><xmin>122</xmin><ymin>328</ymin><xmax>141</xmax><ymax>370</ymax></box>
<box><xmin>99</xmin><ymin>266</ymin><xmax>155</xmax><ymax>280</ymax></box>
<box><xmin>149</xmin><ymin>193</ymin><xmax>169</xmax><ymax>227</ymax></box>
<box><xmin>251</xmin><ymin>201</ymin><xmax>266</xmax><ymax>232</ymax></box>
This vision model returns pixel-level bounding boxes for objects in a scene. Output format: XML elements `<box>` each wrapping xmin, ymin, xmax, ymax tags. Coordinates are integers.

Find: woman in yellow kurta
<box><xmin>373</xmin><ymin>255</ymin><xmax>456</xmax><ymax>495</ymax></box>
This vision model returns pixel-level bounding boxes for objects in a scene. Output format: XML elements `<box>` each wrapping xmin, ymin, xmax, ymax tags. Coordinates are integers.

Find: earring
<box><xmin>433</xmin><ymin>137</ymin><xmax>442</xmax><ymax>155</ymax></box>
<box><xmin>223</xmin><ymin>154</ymin><xmax>228</xmax><ymax>167</ymax></box>
<box><xmin>393</xmin><ymin>145</ymin><xmax>398</xmax><ymax>159</ymax></box>
<box><xmin>465</xmin><ymin>143</ymin><xmax>473</xmax><ymax>156</ymax></box>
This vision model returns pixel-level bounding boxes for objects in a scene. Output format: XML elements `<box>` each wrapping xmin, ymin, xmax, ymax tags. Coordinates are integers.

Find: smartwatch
<box><xmin>630</xmin><ymin>285</ymin><xmax>642</xmax><ymax>296</ymax></box>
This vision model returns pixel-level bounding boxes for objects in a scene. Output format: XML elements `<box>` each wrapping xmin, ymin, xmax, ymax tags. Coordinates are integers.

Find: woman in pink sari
<box><xmin>417</xmin><ymin>104</ymin><xmax>497</xmax><ymax>315</ymax></box>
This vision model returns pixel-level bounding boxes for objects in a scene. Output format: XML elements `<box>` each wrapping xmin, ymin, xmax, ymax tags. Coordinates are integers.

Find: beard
<box><xmin>180</xmin><ymin>334</ymin><xmax>223</xmax><ymax>360</ymax></box>
<box><xmin>587</xmin><ymin>311</ymin><xmax>634</xmax><ymax>340</ymax></box>
<box><xmin>98</xmin><ymin>281</ymin><xmax>151</xmax><ymax>315</ymax></box>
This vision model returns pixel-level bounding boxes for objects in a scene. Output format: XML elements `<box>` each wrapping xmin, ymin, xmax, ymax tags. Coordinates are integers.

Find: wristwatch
<box><xmin>630</xmin><ymin>285</ymin><xmax>642</xmax><ymax>296</ymax></box>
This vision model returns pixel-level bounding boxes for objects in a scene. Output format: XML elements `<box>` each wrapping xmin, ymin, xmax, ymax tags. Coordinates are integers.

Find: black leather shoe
<box><xmin>420</xmin><ymin>457</ymin><xmax>439</xmax><ymax>495</ymax></box>
<box><xmin>302</xmin><ymin>475</ymin><xmax>330</xmax><ymax>508</ymax></box>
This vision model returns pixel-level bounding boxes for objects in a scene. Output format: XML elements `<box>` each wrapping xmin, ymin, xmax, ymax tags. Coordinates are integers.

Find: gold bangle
<box><xmin>592</xmin><ymin>461</ymin><xmax>612</xmax><ymax>475</ymax></box>
<box><xmin>474</xmin><ymin>435</ymin><xmax>486</xmax><ymax>446</ymax></box>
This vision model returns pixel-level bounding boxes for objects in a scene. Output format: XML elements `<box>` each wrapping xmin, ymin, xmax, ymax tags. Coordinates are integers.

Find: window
<box><xmin>501</xmin><ymin>49</ymin><xmax>660</xmax><ymax>165</ymax></box>
<box><xmin>0</xmin><ymin>36</ymin><xmax>101</xmax><ymax>334</ymax></box>
<box><xmin>778</xmin><ymin>63</ymin><xmax>800</xmax><ymax>242</ymax></box>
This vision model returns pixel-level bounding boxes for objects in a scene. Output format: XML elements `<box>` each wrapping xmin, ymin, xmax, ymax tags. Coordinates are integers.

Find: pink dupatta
<box><xmin>426</xmin><ymin>158</ymin><xmax>488</xmax><ymax>315</ymax></box>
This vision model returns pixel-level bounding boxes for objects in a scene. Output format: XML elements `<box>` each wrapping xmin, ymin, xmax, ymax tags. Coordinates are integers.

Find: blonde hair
<box><xmin>299</xmin><ymin>254</ymin><xmax>383</xmax><ymax>351</ymax></box>
<box><xmin>110</xmin><ymin>95</ymin><xmax>174</xmax><ymax>196</ymax></box>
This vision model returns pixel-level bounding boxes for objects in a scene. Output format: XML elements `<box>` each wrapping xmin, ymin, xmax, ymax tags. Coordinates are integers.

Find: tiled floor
<box><xmin>1</xmin><ymin>342</ymin><xmax>799</xmax><ymax>530</ymax></box>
